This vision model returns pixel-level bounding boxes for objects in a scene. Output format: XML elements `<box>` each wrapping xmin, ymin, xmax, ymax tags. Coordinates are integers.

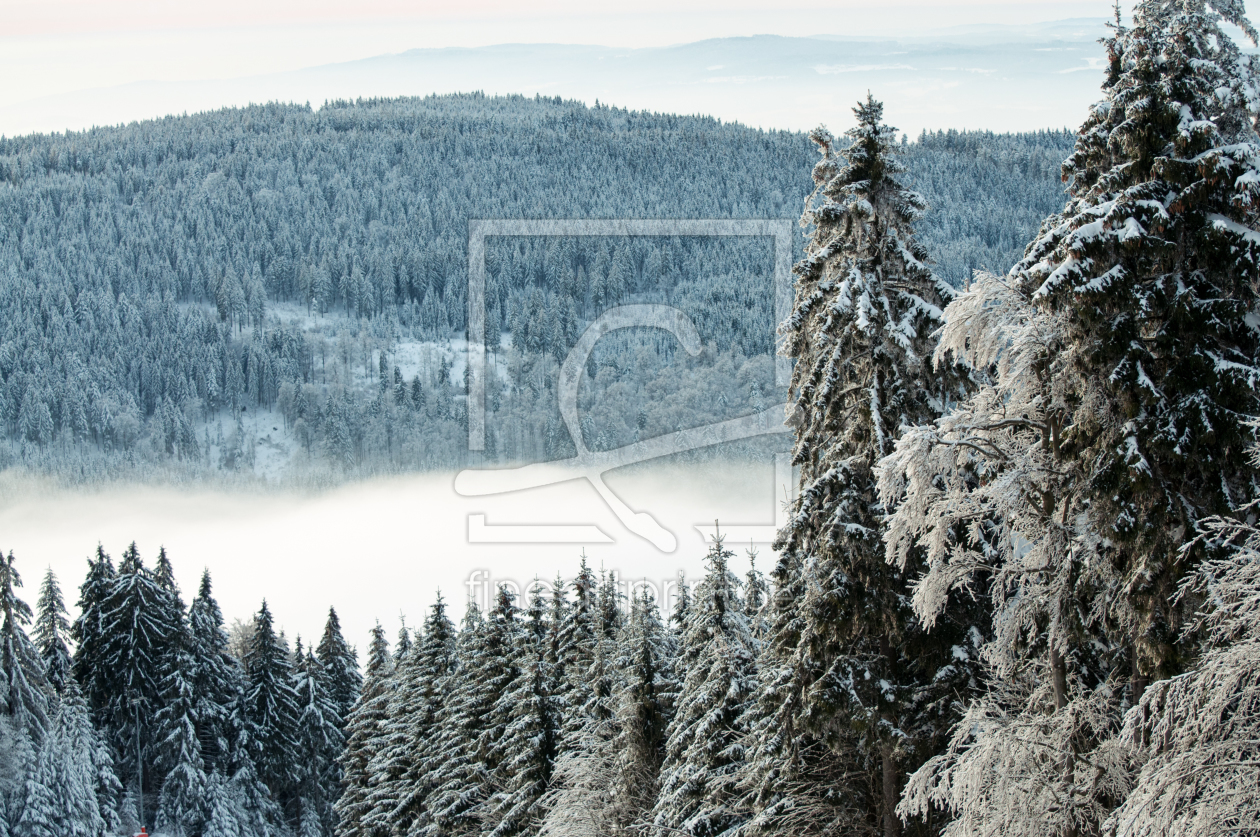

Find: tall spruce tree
<box><xmin>610</xmin><ymin>586</ymin><xmax>677</xmax><ymax>833</ymax></box>
<box><xmin>484</xmin><ymin>584</ymin><xmax>559</xmax><ymax>837</ymax></box>
<box><xmin>555</xmin><ymin>558</ymin><xmax>598</xmax><ymax>738</ymax></box>
<box><xmin>880</xmin><ymin>3</ymin><xmax>1260</xmax><ymax>835</ymax></box>
<box><xmin>1013</xmin><ymin>0</ymin><xmax>1260</xmax><ymax>690</ymax></box>
<box><xmin>187</xmin><ymin>570</ymin><xmax>245</xmax><ymax>776</ymax></box>
<box><xmin>291</xmin><ymin>645</ymin><xmax>344</xmax><ymax>837</ymax></box>
<box><xmin>71</xmin><ymin>547</ymin><xmax>115</xmax><ymax>734</ymax></box>
<box><xmin>315</xmin><ymin>607</ymin><xmax>361</xmax><ymax>729</ymax></box>
<box><xmin>651</xmin><ymin>535</ymin><xmax>757</xmax><ymax>837</ymax></box>
<box><xmin>32</xmin><ymin>570</ymin><xmax>71</xmax><ymax>697</ymax></box>
<box><xmin>366</xmin><ymin>593</ymin><xmax>456</xmax><ymax>837</ymax></box>
<box><xmin>754</xmin><ymin>95</ymin><xmax>963</xmax><ymax>837</ymax></box>
<box><xmin>153</xmin><ymin>648</ymin><xmax>206</xmax><ymax>837</ymax></box>
<box><xmin>96</xmin><ymin>543</ymin><xmax>184</xmax><ymax>825</ymax></box>
<box><xmin>424</xmin><ymin>594</ymin><xmax>519</xmax><ymax>837</ymax></box>
<box><xmin>335</xmin><ymin>622</ymin><xmax>392</xmax><ymax>837</ymax></box>
<box><xmin>244</xmin><ymin>600</ymin><xmax>301</xmax><ymax>819</ymax></box>
<box><xmin>14</xmin><ymin>683</ymin><xmax>116</xmax><ymax>837</ymax></box>
<box><xmin>0</xmin><ymin>551</ymin><xmax>50</xmax><ymax>745</ymax></box>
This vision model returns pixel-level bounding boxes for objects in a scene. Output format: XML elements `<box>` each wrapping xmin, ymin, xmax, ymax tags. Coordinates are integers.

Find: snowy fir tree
<box><xmin>153</xmin><ymin>647</ymin><xmax>206</xmax><ymax>837</ymax></box>
<box><xmin>71</xmin><ymin>547</ymin><xmax>116</xmax><ymax>733</ymax></box>
<box><xmin>187</xmin><ymin>570</ymin><xmax>246</xmax><ymax>776</ymax></box>
<box><xmin>335</xmin><ymin>622</ymin><xmax>393</xmax><ymax>837</ymax></box>
<box><xmin>245</xmin><ymin>600</ymin><xmax>302</xmax><ymax>818</ymax></box>
<box><xmin>1013</xmin><ymin>0</ymin><xmax>1260</xmax><ymax>690</ymax></box>
<box><xmin>1</xmin><ymin>551</ymin><xmax>50</xmax><ymax>745</ymax></box>
<box><xmin>484</xmin><ymin>584</ymin><xmax>560</xmax><ymax>837</ymax></box>
<box><xmin>651</xmin><ymin>535</ymin><xmax>757</xmax><ymax>837</ymax></box>
<box><xmin>93</xmin><ymin>543</ymin><xmax>182</xmax><ymax>822</ymax></box>
<box><xmin>290</xmin><ymin>645</ymin><xmax>344</xmax><ymax>837</ymax></box>
<box><xmin>422</xmin><ymin>601</ymin><xmax>496</xmax><ymax>837</ymax></box>
<box><xmin>1108</xmin><ymin>476</ymin><xmax>1260</xmax><ymax>836</ymax></box>
<box><xmin>32</xmin><ymin>569</ymin><xmax>72</xmax><ymax>697</ymax></box>
<box><xmin>750</xmin><ymin>94</ymin><xmax>971</xmax><ymax>837</ymax></box>
<box><xmin>366</xmin><ymin>594</ymin><xmax>456</xmax><ymax>837</ymax></box>
<box><xmin>877</xmin><ymin>3</ymin><xmax>1260</xmax><ymax>836</ymax></box>
<box><xmin>315</xmin><ymin>607</ymin><xmax>362</xmax><ymax>731</ymax></box>
<box><xmin>15</xmin><ymin>683</ymin><xmax>113</xmax><ymax>837</ymax></box>
<box><xmin>609</xmin><ymin>586</ymin><xmax>677</xmax><ymax>834</ymax></box>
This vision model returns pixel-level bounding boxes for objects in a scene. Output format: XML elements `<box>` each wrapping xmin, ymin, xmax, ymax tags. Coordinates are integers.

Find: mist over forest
<box><xmin>7</xmin><ymin>3</ymin><xmax>1260</xmax><ymax>837</ymax></box>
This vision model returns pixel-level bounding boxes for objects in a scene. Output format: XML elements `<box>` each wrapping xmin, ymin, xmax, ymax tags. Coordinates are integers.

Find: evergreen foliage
<box><xmin>245</xmin><ymin>601</ymin><xmax>302</xmax><ymax>816</ymax></box>
<box><xmin>0</xmin><ymin>94</ymin><xmax>1074</xmax><ymax>484</ymax></box>
<box><xmin>0</xmin><ymin>551</ymin><xmax>50</xmax><ymax>744</ymax></box>
<box><xmin>651</xmin><ymin>536</ymin><xmax>757</xmax><ymax>837</ymax></box>
<box><xmin>32</xmin><ymin>570</ymin><xmax>71</xmax><ymax>697</ymax></box>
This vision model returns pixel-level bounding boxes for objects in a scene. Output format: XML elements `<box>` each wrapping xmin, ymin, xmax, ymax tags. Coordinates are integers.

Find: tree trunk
<box><xmin>1131</xmin><ymin>647</ymin><xmax>1148</xmax><ymax>707</ymax></box>
<box><xmin>1050</xmin><ymin>644</ymin><xmax>1067</xmax><ymax>711</ymax></box>
<box><xmin>881</xmin><ymin>741</ymin><xmax>901</xmax><ymax>837</ymax></box>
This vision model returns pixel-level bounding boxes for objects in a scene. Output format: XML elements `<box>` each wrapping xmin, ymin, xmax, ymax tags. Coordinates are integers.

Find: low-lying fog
<box><xmin>0</xmin><ymin>458</ymin><xmax>787</xmax><ymax>653</ymax></box>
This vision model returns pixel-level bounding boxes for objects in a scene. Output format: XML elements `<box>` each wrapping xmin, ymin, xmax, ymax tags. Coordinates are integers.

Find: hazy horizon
<box><xmin>0</xmin><ymin>1</ymin><xmax>1155</xmax><ymax>138</ymax></box>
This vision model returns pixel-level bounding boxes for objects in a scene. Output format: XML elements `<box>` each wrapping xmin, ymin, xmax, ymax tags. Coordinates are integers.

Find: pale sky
<box><xmin>4</xmin><ymin>1</ymin><xmax>1105</xmax><ymax>37</ymax></box>
<box><xmin>4</xmin><ymin>1</ymin><xmax>1110</xmax><ymax>121</ymax></box>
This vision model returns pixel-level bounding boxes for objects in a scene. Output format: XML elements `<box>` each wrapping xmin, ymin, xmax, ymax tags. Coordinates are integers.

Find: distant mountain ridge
<box><xmin>0</xmin><ymin>23</ymin><xmax>1110</xmax><ymax>138</ymax></box>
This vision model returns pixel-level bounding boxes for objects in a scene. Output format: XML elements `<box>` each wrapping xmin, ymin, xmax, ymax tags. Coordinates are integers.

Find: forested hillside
<box><xmin>0</xmin><ymin>95</ymin><xmax>1072</xmax><ymax>484</ymax></box>
<box><xmin>5</xmin><ymin>1</ymin><xmax>1260</xmax><ymax>833</ymax></box>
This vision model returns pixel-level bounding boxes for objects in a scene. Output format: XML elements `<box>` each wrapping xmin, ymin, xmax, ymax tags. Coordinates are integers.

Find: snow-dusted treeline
<box><xmin>0</xmin><ymin>545</ymin><xmax>361</xmax><ymax>837</ymax></box>
<box><xmin>334</xmin><ymin>3</ymin><xmax>1260</xmax><ymax>836</ymax></box>
<box><xmin>333</xmin><ymin>545</ymin><xmax>767</xmax><ymax>837</ymax></box>
<box><xmin>0</xmin><ymin>93</ymin><xmax>1072</xmax><ymax>485</ymax></box>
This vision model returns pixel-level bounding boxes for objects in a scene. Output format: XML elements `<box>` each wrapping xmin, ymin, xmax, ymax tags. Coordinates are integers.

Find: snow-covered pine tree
<box><xmin>1109</xmin><ymin>486</ymin><xmax>1260</xmax><ymax>836</ymax></box>
<box><xmin>755</xmin><ymin>94</ymin><xmax>960</xmax><ymax>837</ymax></box>
<box><xmin>153</xmin><ymin>644</ymin><xmax>206</xmax><ymax>837</ymax></box>
<box><xmin>335</xmin><ymin>622</ymin><xmax>392</xmax><ymax>837</ymax></box>
<box><xmin>373</xmin><ymin>593</ymin><xmax>456</xmax><ymax>837</ymax></box>
<box><xmin>467</xmin><ymin>586</ymin><xmax>527</xmax><ymax>827</ymax></box>
<box><xmin>1013</xmin><ymin>0</ymin><xmax>1260</xmax><ymax>690</ymax></box>
<box><xmin>423</xmin><ymin>601</ymin><xmax>496</xmax><ymax>837</ymax></box>
<box><xmin>200</xmin><ymin>772</ymin><xmax>245</xmax><ymax>837</ymax></box>
<box><xmin>244</xmin><ymin>600</ymin><xmax>301</xmax><ymax>820</ymax></box>
<box><xmin>547</xmin><ymin>574</ymin><xmax>569</xmax><ymax>674</ymax></box>
<box><xmin>362</xmin><ymin>624</ymin><xmax>423</xmax><ymax>837</ymax></box>
<box><xmin>483</xmin><ymin>583</ymin><xmax>559</xmax><ymax>837</ymax></box>
<box><xmin>0</xmin><ymin>711</ymin><xmax>36</xmax><ymax>837</ymax></box>
<box><xmin>95</xmin><ymin>543</ymin><xmax>180</xmax><ymax>821</ymax></box>
<box><xmin>394</xmin><ymin>620</ymin><xmax>413</xmax><ymax>664</ymax></box>
<box><xmin>743</xmin><ymin>550</ymin><xmax>769</xmax><ymax>642</ymax></box>
<box><xmin>187</xmin><ymin>570</ymin><xmax>246</xmax><ymax>776</ymax></box>
<box><xmin>566</xmin><ymin>570</ymin><xmax>622</xmax><ymax>747</ymax></box>
<box><xmin>71</xmin><ymin>547</ymin><xmax>115</xmax><ymax>734</ymax></box>
<box><xmin>32</xmin><ymin>569</ymin><xmax>71</xmax><ymax>697</ymax></box>
<box><xmin>316</xmin><ymin>607</ymin><xmax>362</xmax><ymax>728</ymax></box>
<box><xmin>554</xmin><ymin>558</ymin><xmax>598</xmax><ymax>738</ymax></box>
<box><xmin>609</xmin><ymin>586</ymin><xmax>677</xmax><ymax>833</ymax></box>
<box><xmin>14</xmin><ymin>682</ymin><xmax>112</xmax><ymax>837</ymax></box>
<box><xmin>597</xmin><ymin>570</ymin><xmax>624</xmax><ymax>642</ymax></box>
<box><xmin>651</xmin><ymin>535</ymin><xmax>757</xmax><ymax>837</ymax></box>
<box><xmin>0</xmin><ymin>551</ymin><xmax>50</xmax><ymax>745</ymax></box>
<box><xmin>877</xmin><ymin>268</ymin><xmax>1126</xmax><ymax>837</ymax></box>
<box><xmin>669</xmin><ymin>573</ymin><xmax>689</xmax><ymax>635</ymax></box>
<box><xmin>879</xmin><ymin>3</ymin><xmax>1260</xmax><ymax>834</ymax></box>
<box><xmin>291</xmin><ymin>645</ymin><xmax>344</xmax><ymax>837</ymax></box>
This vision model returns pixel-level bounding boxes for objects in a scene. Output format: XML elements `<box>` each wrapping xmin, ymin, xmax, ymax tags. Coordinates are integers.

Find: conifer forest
<box><xmin>4</xmin><ymin>1</ymin><xmax>1260</xmax><ymax>836</ymax></box>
